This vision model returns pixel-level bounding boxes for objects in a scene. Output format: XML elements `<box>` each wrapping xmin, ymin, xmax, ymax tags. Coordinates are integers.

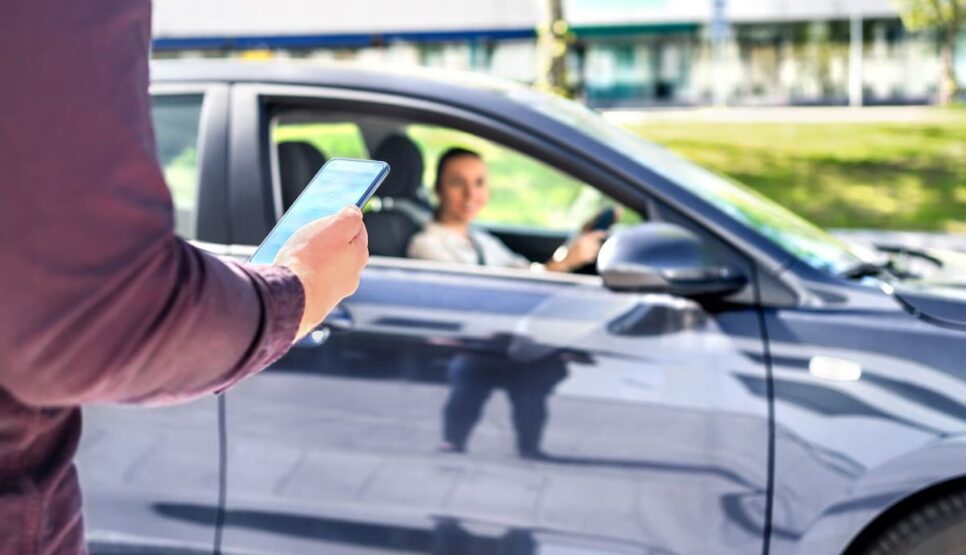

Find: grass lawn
<box><xmin>627</xmin><ymin>110</ymin><xmax>966</xmax><ymax>233</ymax></box>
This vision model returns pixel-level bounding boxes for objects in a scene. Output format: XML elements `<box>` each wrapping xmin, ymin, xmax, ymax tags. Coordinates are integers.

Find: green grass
<box><xmin>628</xmin><ymin>111</ymin><xmax>966</xmax><ymax>233</ymax></box>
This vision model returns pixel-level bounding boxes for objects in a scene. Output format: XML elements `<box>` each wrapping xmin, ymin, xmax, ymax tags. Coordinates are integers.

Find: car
<box><xmin>76</xmin><ymin>60</ymin><xmax>966</xmax><ymax>555</ymax></box>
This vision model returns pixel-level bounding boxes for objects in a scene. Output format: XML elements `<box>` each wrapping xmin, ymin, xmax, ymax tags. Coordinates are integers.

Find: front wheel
<box><xmin>859</xmin><ymin>490</ymin><xmax>966</xmax><ymax>555</ymax></box>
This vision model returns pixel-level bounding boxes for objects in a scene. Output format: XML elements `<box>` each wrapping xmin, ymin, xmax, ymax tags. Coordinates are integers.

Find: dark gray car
<box><xmin>77</xmin><ymin>60</ymin><xmax>966</xmax><ymax>555</ymax></box>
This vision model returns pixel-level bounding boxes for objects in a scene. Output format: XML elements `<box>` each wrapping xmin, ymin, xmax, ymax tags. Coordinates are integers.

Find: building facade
<box><xmin>152</xmin><ymin>0</ymin><xmax>966</xmax><ymax>107</ymax></box>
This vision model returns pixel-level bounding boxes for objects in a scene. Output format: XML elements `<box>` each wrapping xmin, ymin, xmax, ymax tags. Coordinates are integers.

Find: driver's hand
<box><xmin>554</xmin><ymin>230</ymin><xmax>607</xmax><ymax>272</ymax></box>
<box><xmin>582</xmin><ymin>206</ymin><xmax>623</xmax><ymax>233</ymax></box>
<box><xmin>273</xmin><ymin>206</ymin><xmax>369</xmax><ymax>341</ymax></box>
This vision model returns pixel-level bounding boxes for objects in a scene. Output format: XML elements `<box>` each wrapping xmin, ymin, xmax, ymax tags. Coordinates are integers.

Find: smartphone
<box><xmin>589</xmin><ymin>206</ymin><xmax>617</xmax><ymax>231</ymax></box>
<box><xmin>249</xmin><ymin>158</ymin><xmax>389</xmax><ymax>265</ymax></box>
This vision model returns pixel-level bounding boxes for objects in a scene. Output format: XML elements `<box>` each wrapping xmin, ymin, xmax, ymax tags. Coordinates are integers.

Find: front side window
<box><xmin>151</xmin><ymin>94</ymin><xmax>204</xmax><ymax>238</ymax></box>
<box><xmin>263</xmin><ymin>106</ymin><xmax>642</xmax><ymax>275</ymax></box>
<box><xmin>406</xmin><ymin>124</ymin><xmax>640</xmax><ymax>231</ymax></box>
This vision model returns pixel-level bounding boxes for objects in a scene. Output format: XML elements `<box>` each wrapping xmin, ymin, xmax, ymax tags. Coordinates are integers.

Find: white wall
<box><xmin>152</xmin><ymin>0</ymin><xmax>900</xmax><ymax>39</ymax></box>
<box><xmin>152</xmin><ymin>0</ymin><xmax>540</xmax><ymax>37</ymax></box>
<box><xmin>567</xmin><ymin>0</ymin><xmax>898</xmax><ymax>25</ymax></box>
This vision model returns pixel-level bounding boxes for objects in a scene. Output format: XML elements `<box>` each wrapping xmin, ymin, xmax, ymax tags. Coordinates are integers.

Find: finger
<box><xmin>354</xmin><ymin>237</ymin><xmax>370</xmax><ymax>268</ymax></box>
<box><xmin>340</xmin><ymin>205</ymin><xmax>362</xmax><ymax>217</ymax></box>
<box><xmin>351</xmin><ymin>223</ymin><xmax>369</xmax><ymax>250</ymax></box>
<box><xmin>329</xmin><ymin>206</ymin><xmax>364</xmax><ymax>241</ymax></box>
<box><xmin>351</xmin><ymin>224</ymin><xmax>369</xmax><ymax>253</ymax></box>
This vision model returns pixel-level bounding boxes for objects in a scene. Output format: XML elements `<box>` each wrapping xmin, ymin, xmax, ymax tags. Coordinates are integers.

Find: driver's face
<box><xmin>437</xmin><ymin>155</ymin><xmax>489</xmax><ymax>225</ymax></box>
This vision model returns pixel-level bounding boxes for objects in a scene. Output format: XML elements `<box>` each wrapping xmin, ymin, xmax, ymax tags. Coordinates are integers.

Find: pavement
<box><xmin>602</xmin><ymin>105</ymin><xmax>958</xmax><ymax>125</ymax></box>
<box><xmin>832</xmin><ymin>229</ymin><xmax>966</xmax><ymax>254</ymax></box>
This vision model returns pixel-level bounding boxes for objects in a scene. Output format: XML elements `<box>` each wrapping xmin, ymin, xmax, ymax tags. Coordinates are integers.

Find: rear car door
<box><xmin>214</xmin><ymin>84</ymin><xmax>774</xmax><ymax>555</ymax></box>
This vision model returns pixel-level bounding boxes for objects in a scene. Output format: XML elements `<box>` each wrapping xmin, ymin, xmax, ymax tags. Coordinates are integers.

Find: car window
<box><xmin>501</xmin><ymin>86</ymin><xmax>865</xmax><ymax>274</ymax></box>
<box><xmin>269</xmin><ymin>120</ymin><xmax>371</xmax><ymax>211</ymax></box>
<box><xmin>151</xmin><ymin>94</ymin><xmax>204</xmax><ymax>238</ymax></box>
<box><xmin>272</xmin><ymin>121</ymin><xmax>369</xmax><ymax>160</ymax></box>
<box><xmin>407</xmin><ymin>124</ymin><xmax>641</xmax><ymax>231</ymax></box>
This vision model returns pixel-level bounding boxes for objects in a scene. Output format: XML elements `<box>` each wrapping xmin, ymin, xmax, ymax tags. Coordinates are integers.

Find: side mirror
<box><xmin>597</xmin><ymin>223</ymin><xmax>746</xmax><ymax>298</ymax></box>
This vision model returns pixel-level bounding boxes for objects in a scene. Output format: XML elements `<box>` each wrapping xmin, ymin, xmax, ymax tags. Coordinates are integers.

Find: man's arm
<box><xmin>0</xmin><ymin>0</ymin><xmax>303</xmax><ymax>406</ymax></box>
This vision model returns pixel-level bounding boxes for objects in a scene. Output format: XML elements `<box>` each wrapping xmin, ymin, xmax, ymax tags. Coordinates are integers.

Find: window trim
<box><xmin>193</xmin><ymin>237</ymin><xmax>603</xmax><ymax>289</ymax></box>
<box><xmin>246</xmin><ymin>84</ymin><xmax>653</xmax><ymax>232</ymax></box>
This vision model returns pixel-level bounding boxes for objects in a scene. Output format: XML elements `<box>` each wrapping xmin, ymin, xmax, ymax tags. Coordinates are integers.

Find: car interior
<box><xmin>269</xmin><ymin>110</ymin><xmax>645</xmax><ymax>275</ymax></box>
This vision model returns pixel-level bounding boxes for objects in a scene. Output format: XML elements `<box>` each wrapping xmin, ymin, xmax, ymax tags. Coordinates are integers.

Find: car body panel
<box><xmin>217</xmin><ymin>261</ymin><xmax>771</xmax><ymax>554</ymax></box>
<box><xmin>762</xmin><ymin>302</ymin><xmax>966</xmax><ymax>554</ymax></box>
<box><xmin>74</xmin><ymin>61</ymin><xmax>966</xmax><ymax>555</ymax></box>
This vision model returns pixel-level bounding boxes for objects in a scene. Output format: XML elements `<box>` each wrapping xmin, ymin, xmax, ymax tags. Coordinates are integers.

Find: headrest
<box><xmin>373</xmin><ymin>134</ymin><xmax>424</xmax><ymax>199</ymax></box>
<box><xmin>277</xmin><ymin>141</ymin><xmax>326</xmax><ymax>209</ymax></box>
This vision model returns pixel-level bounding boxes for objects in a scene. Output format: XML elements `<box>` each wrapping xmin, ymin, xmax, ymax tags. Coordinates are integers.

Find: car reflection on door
<box><xmin>213</xmin><ymin>261</ymin><xmax>772</xmax><ymax>554</ymax></box>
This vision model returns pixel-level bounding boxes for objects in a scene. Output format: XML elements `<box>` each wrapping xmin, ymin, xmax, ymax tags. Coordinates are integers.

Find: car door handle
<box><xmin>296</xmin><ymin>327</ymin><xmax>331</xmax><ymax>348</ymax></box>
<box><xmin>295</xmin><ymin>306</ymin><xmax>354</xmax><ymax>349</ymax></box>
<box><xmin>322</xmin><ymin>305</ymin><xmax>354</xmax><ymax>332</ymax></box>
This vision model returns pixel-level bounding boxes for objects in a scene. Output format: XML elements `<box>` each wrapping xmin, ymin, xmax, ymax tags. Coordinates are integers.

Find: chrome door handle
<box><xmin>295</xmin><ymin>306</ymin><xmax>354</xmax><ymax>349</ymax></box>
<box><xmin>322</xmin><ymin>305</ymin><xmax>354</xmax><ymax>332</ymax></box>
<box><xmin>296</xmin><ymin>327</ymin><xmax>331</xmax><ymax>348</ymax></box>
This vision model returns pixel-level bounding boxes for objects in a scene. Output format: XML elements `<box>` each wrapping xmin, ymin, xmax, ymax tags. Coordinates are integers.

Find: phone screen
<box><xmin>249</xmin><ymin>158</ymin><xmax>389</xmax><ymax>265</ymax></box>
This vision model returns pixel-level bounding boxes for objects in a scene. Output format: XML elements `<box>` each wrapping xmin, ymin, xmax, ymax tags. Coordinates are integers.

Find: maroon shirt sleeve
<box><xmin>0</xmin><ymin>0</ymin><xmax>305</xmax><ymax>407</ymax></box>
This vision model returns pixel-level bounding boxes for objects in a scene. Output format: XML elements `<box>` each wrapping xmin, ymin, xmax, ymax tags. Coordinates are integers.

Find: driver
<box><xmin>407</xmin><ymin>147</ymin><xmax>606</xmax><ymax>271</ymax></box>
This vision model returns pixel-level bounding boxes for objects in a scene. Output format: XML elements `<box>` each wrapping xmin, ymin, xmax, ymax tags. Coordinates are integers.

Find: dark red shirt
<box><xmin>0</xmin><ymin>2</ymin><xmax>305</xmax><ymax>553</ymax></box>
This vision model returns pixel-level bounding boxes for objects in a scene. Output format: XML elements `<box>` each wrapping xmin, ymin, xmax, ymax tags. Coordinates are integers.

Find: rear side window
<box><xmin>151</xmin><ymin>94</ymin><xmax>204</xmax><ymax>238</ymax></box>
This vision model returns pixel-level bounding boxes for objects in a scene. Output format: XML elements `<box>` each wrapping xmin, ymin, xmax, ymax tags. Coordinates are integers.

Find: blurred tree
<box><xmin>893</xmin><ymin>0</ymin><xmax>965</xmax><ymax>104</ymax></box>
<box><xmin>535</xmin><ymin>0</ymin><xmax>573</xmax><ymax>97</ymax></box>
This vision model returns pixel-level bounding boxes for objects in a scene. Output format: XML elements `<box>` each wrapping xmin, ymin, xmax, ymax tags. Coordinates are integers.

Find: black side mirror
<box><xmin>597</xmin><ymin>223</ymin><xmax>746</xmax><ymax>298</ymax></box>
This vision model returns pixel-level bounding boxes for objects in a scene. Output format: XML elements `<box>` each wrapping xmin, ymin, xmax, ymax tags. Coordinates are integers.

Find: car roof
<box><xmin>151</xmin><ymin>59</ymin><xmax>530</xmax><ymax>113</ymax></box>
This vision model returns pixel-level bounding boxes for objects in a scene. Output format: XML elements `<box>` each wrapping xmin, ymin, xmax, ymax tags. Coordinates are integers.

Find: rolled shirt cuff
<box><xmin>219</xmin><ymin>263</ymin><xmax>305</xmax><ymax>391</ymax></box>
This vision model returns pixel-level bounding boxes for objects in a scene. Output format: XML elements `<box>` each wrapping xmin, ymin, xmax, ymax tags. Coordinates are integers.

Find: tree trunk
<box><xmin>548</xmin><ymin>0</ymin><xmax>569</xmax><ymax>96</ymax></box>
<box><xmin>536</xmin><ymin>0</ymin><xmax>571</xmax><ymax>97</ymax></box>
<box><xmin>938</xmin><ymin>27</ymin><xmax>958</xmax><ymax>105</ymax></box>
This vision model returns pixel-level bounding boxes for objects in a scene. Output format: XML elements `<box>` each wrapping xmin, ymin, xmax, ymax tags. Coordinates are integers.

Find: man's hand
<box><xmin>273</xmin><ymin>206</ymin><xmax>369</xmax><ymax>340</ymax></box>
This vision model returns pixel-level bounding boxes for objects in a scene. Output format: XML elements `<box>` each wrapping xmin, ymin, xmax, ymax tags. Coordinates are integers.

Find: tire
<box><xmin>861</xmin><ymin>490</ymin><xmax>966</xmax><ymax>555</ymax></box>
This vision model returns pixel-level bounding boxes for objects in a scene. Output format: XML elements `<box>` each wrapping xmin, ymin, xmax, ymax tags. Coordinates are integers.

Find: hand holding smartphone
<box><xmin>250</xmin><ymin>158</ymin><xmax>389</xmax><ymax>265</ymax></box>
<box><xmin>251</xmin><ymin>158</ymin><xmax>389</xmax><ymax>339</ymax></box>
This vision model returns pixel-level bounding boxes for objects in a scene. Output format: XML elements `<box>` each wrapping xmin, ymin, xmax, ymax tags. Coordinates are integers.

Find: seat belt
<box><xmin>467</xmin><ymin>233</ymin><xmax>487</xmax><ymax>266</ymax></box>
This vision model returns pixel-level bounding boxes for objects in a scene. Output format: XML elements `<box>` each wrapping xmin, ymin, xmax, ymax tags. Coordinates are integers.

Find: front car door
<box><xmin>212</xmin><ymin>83</ymin><xmax>774</xmax><ymax>555</ymax></box>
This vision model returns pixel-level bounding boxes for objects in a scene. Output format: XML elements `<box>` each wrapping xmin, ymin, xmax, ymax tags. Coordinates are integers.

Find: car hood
<box><xmin>891</xmin><ymin>280</ymin><xmax>966</xmax><ymax>330</ymax></box>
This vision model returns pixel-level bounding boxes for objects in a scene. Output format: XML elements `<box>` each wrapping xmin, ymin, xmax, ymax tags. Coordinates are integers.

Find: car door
<box><xmin>75</xmin><ymin>83</ymin><xmax>231</xmax><ymax>554</ymax></box>
<box><xmin>215</xmin><ymin>84</ymin><xmax>773</xmax><ymax>555</ymax></box>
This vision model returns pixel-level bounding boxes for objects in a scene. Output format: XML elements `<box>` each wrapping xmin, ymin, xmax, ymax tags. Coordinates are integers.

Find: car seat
<box><xmin>365</xmin><ymin>134</ymin><xmax>433</xmax><ymax>257</ymax></box>
<box><xmin>277</xmin><ymin>141</ymin><xmax>327</xmax><ymax>210</ymax></box>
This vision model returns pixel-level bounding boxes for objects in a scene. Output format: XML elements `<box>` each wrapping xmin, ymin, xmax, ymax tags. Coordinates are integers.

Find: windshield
<box><xmin>506</xmin><ymin>88</ymin><xmax>866</xmax><ymax>275</ymax></box>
